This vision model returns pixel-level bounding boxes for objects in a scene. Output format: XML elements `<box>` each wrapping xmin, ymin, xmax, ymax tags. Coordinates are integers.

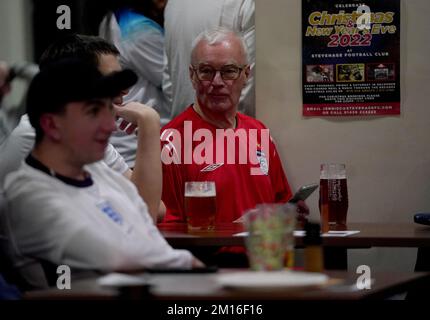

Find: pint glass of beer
<box><xmin>185</xmin><ymin>181</ymin><xmax>216</xmax><ymax>231</ymax></box>
<box><xmin>319</xmin><ymin>164</ymin><xmax>348</xmax><ymax>232</ymax></box>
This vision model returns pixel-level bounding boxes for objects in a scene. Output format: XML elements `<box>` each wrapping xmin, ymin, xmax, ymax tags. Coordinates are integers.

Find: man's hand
<box><xmin>113</xmin><ymin>102</ymin><xmax>160</xmax><ymax>135</ymax></box>
<box><xmin>191</xmin><ymin>257</ymin><xmax>205</xmax><ymax>269</ymax></box>
<box><xmin>158</xmin><ymin>200</ymin><xmax>166</xmax><ymax>222</ymax></box>
<box><xmin>296</xmin><ymin>200</ymin><xmax>310</xmax><ymax>226</ymax></box>
<box><xmin>296</xmin><ymin>199</ymin><xmax>309</xmax><ymax>215</ymax></box>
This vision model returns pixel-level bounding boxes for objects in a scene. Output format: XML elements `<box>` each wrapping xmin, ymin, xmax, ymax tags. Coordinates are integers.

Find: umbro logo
<box><xmin>201</xmin><ymin>163</ymin><xmax>224</xmax><ymax>172</ymax></box>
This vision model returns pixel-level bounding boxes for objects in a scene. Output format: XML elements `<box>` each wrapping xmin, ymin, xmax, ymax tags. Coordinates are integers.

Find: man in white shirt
<box><xmin>0</xmin><ymin>35</ymin><xmax>163</xmax><ymax>220</ymax></box>
<box><xmin>1</xmin><ymin>59</ymin><xmax>203</xmax><ymax>289</ymax></box>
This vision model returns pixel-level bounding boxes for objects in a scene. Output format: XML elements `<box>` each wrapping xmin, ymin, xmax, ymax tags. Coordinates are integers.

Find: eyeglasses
<box><xmin>191</xmin><ymin>64</ymin><xmax>247</xmax><ymax>81</ymax></box>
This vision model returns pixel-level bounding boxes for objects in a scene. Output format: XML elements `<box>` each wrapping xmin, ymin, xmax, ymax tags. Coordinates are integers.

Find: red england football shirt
<box><xmin>161</xmin><ymin>106</ymin><xmax>293</xmax><ymax>224</ymax></box>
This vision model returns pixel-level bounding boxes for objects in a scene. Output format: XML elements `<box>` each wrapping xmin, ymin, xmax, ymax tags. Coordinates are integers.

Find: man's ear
<box><xmin>189</xmin><ymin>65</ymin><xmax>198</xmax><ymax>89</ymax></box>
<box><xmin>244</xmin><ymin>64</ymin><xmax>251</xmax><ymax>80</ymax></box>
<box><xmin>39</xmin><ymin>113</ymin><xmax>62</xmax><ymax>141</ymax></box>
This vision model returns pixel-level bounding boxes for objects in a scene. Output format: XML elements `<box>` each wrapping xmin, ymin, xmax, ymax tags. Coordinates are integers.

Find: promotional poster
<box><xmin>302</xmin><ymin>0</ymin><xmax>401</xmax><ymax>116</ymax></box>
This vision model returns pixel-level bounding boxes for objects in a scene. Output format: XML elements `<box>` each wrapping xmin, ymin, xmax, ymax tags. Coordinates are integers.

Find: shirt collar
<box><xmin>25</xmin><ymin>154</ymin><xmax>93</xmax><ymax>187</ymax></box>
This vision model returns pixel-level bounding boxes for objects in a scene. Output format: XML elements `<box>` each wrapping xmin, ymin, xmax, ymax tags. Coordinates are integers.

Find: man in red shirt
<box><xmin>161</xmin><ymin>27</ymin><xmax>308</xmax><ymax>226</ymax></box>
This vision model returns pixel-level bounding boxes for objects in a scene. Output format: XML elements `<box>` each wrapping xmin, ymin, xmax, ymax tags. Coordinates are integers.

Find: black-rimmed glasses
<box><xmin>191</xmin><ymin>64</ymin><xmax>247</xmax><ymax>81</ymax></box>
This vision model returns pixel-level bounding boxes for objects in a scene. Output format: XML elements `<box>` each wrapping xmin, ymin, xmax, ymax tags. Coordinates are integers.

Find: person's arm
<box><xmin>121</xmin><ymin>173</ymin><xmax>163</xmax><ymax>217</ymax></box>
<box><xmin>0</xmin><ymin>62</ymin><xmax>39</xmax><ymax>101</ymax></box>
<box><xmin>114</xmin><ymin>102</ymin><xmax>162</xmax><ymax>222</ymax></box>
<box><xmin>0</xmin><ymin>62</ymin><xmax>39</xmax><ymax>145</ymax></box>
<box><xmin>0</xmin><ymin>115</ymin><xmax>36</xmax><ymax>184</ymax></box>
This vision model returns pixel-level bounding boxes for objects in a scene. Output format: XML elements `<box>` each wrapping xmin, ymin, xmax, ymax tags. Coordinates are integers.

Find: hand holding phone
<box><xmin>288</xmin><ymin>183</ymin><xmax>319</xmax><ymax>204</ymax></box>
<box><xmin>414</xmin><ymin>213</ymin><xmax>430</xmax><ymax>226</ymax></box>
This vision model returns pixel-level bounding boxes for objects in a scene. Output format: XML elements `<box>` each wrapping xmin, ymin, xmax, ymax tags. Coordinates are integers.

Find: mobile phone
<box><xmin>414</xmin><ymin>213</ymin><xmax>430</xmax><ymax>226</ymax></box>
<box><xmin>288</xmin><ymin>183</ymin><xmax>319</xmax><ymax>203</ymax></box>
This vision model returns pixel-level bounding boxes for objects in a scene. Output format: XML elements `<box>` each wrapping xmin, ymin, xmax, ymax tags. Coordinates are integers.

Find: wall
<box><xmin>256</xmin><ymin>0</ymin><xmax>430</xmax><ymax>272</ymax></box>
<box><xmin>0</xmin><ymin>0</ymin><xmax>33</xmax><ymax>105</ymax></box>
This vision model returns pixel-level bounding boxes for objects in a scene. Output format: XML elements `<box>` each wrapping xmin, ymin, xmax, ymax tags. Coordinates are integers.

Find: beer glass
<box><xmin>184</xmin><ymin>181</ymin><xmax>216</xmax><ymax>231</ymax></box>
<box><xmin>319</xmin><ymin>164</ymin><xmax>348</xmax><ymax>232</ymax></box>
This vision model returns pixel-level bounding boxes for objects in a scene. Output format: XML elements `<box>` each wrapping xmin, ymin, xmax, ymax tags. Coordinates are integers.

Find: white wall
<box><xmin>0</xmin><ymin>0</ymin><xmax>33</xmax><ymax>105</ymax></box>
<box><xmin>0</xmin><ymin>0</ymin><xmax>32</xmax><ymax>62</ymax></box>
<box><xmin>256</xmin><ymin>0</ymin><xmax>430</xmax><ymax>272</ymax></box>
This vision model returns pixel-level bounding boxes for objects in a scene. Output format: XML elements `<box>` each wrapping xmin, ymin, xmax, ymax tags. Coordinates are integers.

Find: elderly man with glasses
<box><xmin>161</xmin><ymin>28</ymin><xmax>308</xmax><ymax>237</ymax></box>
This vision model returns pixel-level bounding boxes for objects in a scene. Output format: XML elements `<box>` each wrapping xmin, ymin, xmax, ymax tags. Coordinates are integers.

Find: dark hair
<box><xmin>39</xmin><ymin>34</ymin><xmax>120</xmax><ymax>70</ymax></box>
<box><xmin>33</xmin><ymin>34</ymin><xmax>120</xmax><ymax>143</ymax></box>
<box><xmin>27</xmin><ymin>59</ymin><xmax>137</xmax><ymax>145</ymax></box>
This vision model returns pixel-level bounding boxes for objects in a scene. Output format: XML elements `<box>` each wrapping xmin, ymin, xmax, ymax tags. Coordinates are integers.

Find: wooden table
<box><xmin>157</xmin><ymin>223</ymin><xmax>245</xmax><ymax>247</ymax></box>
<box><xmin>25</xmin><ymin>270</ymin><xmax>430</xmax><ymax>301</ymax></box>
<box><xmin>158</xmin><ymin>222</ymin><xmax>430</xmax><ymax>270</ymax></box>
<box><xmin>158</xmin><ymin>222</ymin><xmax>430</xmax><ymax>248</ymax></box>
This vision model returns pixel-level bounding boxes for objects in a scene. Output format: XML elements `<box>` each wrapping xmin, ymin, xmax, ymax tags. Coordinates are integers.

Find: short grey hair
<box><xmin>190</xmin><ymin>27</ymin><xmax>249</xmax><ymax>65</ymax></box>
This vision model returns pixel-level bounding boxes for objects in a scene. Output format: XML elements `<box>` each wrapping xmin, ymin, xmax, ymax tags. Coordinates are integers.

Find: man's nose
<box><xmin>120</xmin><ymin>88</ymin><xmax>130</xmax><ymax>98</ymax></box>
<box><xmin>212</xmin><ymin>70</ymin><xmax>225</xmax><ymax>85</ymax></box>
<box><xmin>102</xmin><ymin>110</ymin><xmax>117</xmax><ymax>133</ymax></box>
<box><xmin>113</xmin><ymin>96</ymin><xmax>123</xmax><ymax>105</ymax></box>
<box><xmin>113</xmin><ymin>89</ymin><xmax>130</xmax><ymax>105</ymax></box>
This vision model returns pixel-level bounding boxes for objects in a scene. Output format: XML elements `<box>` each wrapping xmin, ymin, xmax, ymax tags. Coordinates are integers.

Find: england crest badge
<box><xmin>256</xmin><ymin>150</ymin><xmax>269</xmax><ymax>175</ymax></box>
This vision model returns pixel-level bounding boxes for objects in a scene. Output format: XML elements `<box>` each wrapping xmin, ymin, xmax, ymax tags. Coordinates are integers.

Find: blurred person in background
<box><xmin>94</xmin><ymin>0</ymin><xmax>170</xmax><ymax>167</ymax></box>
<box><xmin>0</xmin><ymin>61</ymin><xmax>38</xmax><ymax>146</ymax></box>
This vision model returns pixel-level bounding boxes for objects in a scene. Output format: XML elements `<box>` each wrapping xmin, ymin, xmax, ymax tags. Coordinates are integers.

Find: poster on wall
<box><xmin>302</xmin><ymin>0</ymin><xmax>400</xmax><ymax>116</ymax></box>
